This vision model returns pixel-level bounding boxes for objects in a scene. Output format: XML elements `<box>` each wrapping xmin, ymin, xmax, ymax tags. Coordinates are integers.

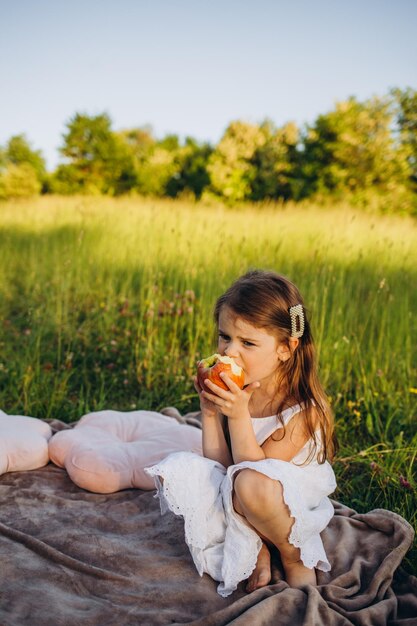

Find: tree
<box><xmin>117</xmin><ymin>127</ymin><xmax>179</xmax><ymax>197</ymax></box>
<box><xmin>0</xmin><ymin>163</ymin><xmax>41</xmax><ymax>199</ymax></box>
<box><xmin>207</xmin><ymin>121</ymin><xmax>266</xmax><ymax>202</ymax></box>
<box><xmin>165</xmin><ymin>137</ymin><xmax>212</xmax><ymax>199</ymax></box>
<box><xmin>392</xmin><ymin>87</ymin><xmax>417</xmax><ymax>191</ymax></box>
<box><xmin>6</xmin><ymin>134</ymin><xmax>46</xmax><ymax>182</ymax></box>
<box><xmin>0</xmin><ymin>135</ymin><xmax>46</xmax><ymax>199</ymax></box>
<box><xmin>55</xmin><ymin>113</ymin><xmax>136</xmax><ymax>195</ymax></box>
<box><xmin>299</xmin><ymin>97</ymin><xmax>412</xmax><ymax>199</ymax></box>
<box><xmin>119</xmin><ymin>126</ymin><xmax>155</xmax><ymax>162</ymax></box>
<box><xmin>249</xmin><ymin>121</ymin><xmax>299</xmax><ymax>201</ymax></box>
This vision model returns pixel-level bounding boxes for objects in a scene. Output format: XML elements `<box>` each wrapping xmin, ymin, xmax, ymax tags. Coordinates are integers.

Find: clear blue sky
<box><xmin>1</xmin><ymin>0</ymin><xmax>416</xmax><ymax>170</ymax></box>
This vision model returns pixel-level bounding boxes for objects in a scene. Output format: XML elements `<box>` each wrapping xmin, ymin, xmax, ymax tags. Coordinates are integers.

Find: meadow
<box><xmin>0</xmin><ymin>195</ymin><xmax>416</xmax><ymax>572</ymax></box>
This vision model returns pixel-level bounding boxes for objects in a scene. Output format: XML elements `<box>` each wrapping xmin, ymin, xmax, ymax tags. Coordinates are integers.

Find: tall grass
<box><xmin>1</xmin><ymin>195</ymin><xmax>416</xmax><ymax>571</ymax></box>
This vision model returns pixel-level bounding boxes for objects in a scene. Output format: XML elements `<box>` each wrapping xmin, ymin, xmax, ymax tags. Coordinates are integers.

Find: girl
<box><xmin>146</xmin><ymin>270</ymin><xmax>337</xmax><ymax>597</ymax></box>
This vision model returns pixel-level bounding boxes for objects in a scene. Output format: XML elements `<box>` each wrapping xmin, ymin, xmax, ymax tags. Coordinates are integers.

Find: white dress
<box><xmin>145</xmin><ymin>404</ymin><xmax>336</xmax><ymax>597</ymax></box>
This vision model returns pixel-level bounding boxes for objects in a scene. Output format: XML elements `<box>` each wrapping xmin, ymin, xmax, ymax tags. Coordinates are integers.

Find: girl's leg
<box><xmin>233</xmin><ymin>493</ymin><xmax>272</xmax><ymax>591</ymax></box>
<box><xmin>246</xmin><ymin>541</ymin><xmax>271</xmax><ymax>592</ymax></box>
<box><xmin>232</xmin><ymin>469</ymin><xmax>316</xmax><ymax>588</ymax></box>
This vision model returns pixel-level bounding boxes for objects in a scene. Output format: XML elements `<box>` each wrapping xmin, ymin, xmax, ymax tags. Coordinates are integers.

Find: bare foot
<box><xmin>282</xmin><ymin>558</ymin><xmax>316</xmax><ymax>588</ymax></box>
<box><xmin>246</xmin><ymin>542</ymin><xmax>272</xmax><ymax>593</ymax></box>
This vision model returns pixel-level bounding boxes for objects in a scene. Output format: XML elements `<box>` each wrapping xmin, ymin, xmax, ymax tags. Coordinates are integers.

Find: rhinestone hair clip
<box><xmin>289</xmin><ymin>304</ymin><xmax>305</xmax><ymax>338</ymax></box>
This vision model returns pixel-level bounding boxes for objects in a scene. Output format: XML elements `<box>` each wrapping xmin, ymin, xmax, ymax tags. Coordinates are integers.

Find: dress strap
<box><xmin>252</xmin><ymin>404</ymin><xmax>305</xmax><ymax>446</ymax></box>
<box><xmin>280</xmin><ymin>403</ymin><xmax>304</xmax><ymax>425</ymax></box>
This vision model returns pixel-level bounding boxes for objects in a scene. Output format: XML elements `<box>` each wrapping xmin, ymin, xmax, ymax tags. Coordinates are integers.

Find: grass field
<box><xmin>1</xmin><ymin>195</ymin><xmax>416</xmax><ymax>572</ymax></box>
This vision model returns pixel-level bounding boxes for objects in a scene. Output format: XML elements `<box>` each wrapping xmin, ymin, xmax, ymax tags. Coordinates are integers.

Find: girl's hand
<box><xmin>193</xmin><ymin>375</ymin><xmax>221</xmax><ymax>420</ymax></box>
<box><xmin>201</xmin><ymin>373</ymin><xmax>260</xmax><ymax>421</ymax></box>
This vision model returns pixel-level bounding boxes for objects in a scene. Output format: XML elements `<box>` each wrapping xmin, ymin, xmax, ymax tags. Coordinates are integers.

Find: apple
<box><xmin>197</xmin><ymin>353</ymin><xmax>245</xmax><ymax>391</ymax></box>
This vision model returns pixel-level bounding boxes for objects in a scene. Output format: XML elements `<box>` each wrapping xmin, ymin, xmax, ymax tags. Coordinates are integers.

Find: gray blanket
<box><xmin>0</xmin><ymin>418</ymin><xmax>416</xmax><ymax>625</ymax></box>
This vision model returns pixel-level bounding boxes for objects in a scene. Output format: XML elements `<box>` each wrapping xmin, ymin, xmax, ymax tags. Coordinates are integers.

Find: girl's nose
<box><xmin>224</xmin><ymin>344</ymin><xmax>238</xmax><ymax>357</ymax></box>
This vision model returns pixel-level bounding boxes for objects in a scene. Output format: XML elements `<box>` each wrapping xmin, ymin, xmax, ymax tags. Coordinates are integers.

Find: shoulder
<box><xmin>287</xmin><ymin>402</ymin><xmax>321</xmax><ymax>439</ymax></box>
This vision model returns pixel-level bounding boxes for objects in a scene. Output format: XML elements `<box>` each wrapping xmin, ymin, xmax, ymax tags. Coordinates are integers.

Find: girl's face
<box><xmin>217</xmin><ymin>306</ymin><xmax>284</xmax><ymax>388</ymax></box>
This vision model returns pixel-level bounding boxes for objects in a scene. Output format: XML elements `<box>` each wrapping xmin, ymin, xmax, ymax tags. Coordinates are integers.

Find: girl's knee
<box><xmin>233</xmin><ymin>469</ymin><xmax>284</xmax><ymax>511</ymax></box>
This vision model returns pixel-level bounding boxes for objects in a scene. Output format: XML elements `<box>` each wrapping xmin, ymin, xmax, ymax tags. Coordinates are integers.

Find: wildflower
<box><xmin>370</xmin><ymin>461</ymin><xmax>380</xmax><ymax>473</ymax></box>
<box><xmin>353</xmin><ymin>409</ymin><xmax>361</xmax><ymax>418</ymax></box>
<box><xmin>409</xmin><ymin>388</ymin><xmax>417</xmax><ymax>395</ymax></box>
<box><xmin>399</xmin><ymin>476</ymin><xmax>412</xmax><ymax>490</ymax></box>
<box><xmin>23</xmin><ymin>328</ymin><xmax>32</xmax><ymax>336</ymax></box>
<box><xmin>119</xmin><ymin>300</ymin><xmax>130</xmax><ymax>316</ymax></box>
<box><xmin>185</xmin><ymin>290</ymin><xmax>196</xmax><ymax>301</ymax></box>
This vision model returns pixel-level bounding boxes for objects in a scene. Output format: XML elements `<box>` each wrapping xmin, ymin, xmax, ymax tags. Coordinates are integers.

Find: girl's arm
<box><xmin>228</xmin><ymin>411</ymin><xmax>311</xmax><ymax>464</ymax></box>
<box><xmin>202</xmin><ymin>376</ymin><xmax>266</xmax><ymax>464</ymax></box>
<box><xmin>227</xmin><ymin>412</ymin><xmax>265</xmax><ymax>464</ymax></box>
<box><xmin>202</xmin><ymin>413</ymin><xmax>233</xmax><ymax>467</ymax></box>
<box><xmin>195</xmin><ymin>375</ymin><xmax>233</xmax><ymax>467</ymax></box>
<box><xmin>202</xmin><ymin>374</ymin><xmax>313</xmax><ymax>464</ymax></box>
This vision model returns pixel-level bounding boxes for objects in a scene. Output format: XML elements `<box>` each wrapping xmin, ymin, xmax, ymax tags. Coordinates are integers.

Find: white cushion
<box><xmin>49</xmin><ymin>410</ymin><xmax>202</xmax><ymax>493</ymax></box>
<box><xmin>0</xmin><ymin>410</ymin><xmax>52</xmax><ymax>475</ymax></box>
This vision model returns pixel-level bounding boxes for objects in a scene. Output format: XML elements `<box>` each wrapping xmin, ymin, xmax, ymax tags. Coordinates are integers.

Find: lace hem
<box><xmin>145</xmin><ymin>452</ymin><xmax>226</xmax><ymax>554</ymax></box>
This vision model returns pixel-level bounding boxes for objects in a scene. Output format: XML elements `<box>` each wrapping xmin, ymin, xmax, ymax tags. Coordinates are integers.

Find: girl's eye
<box><xmin>243</xmin><ymin>341</ymin><xmax>255</xmax><ymax>347</ymax></box>
<box><xmin>219</xmin><ymin>334</ymin><xmax>230</xmax><ymax>341</ymax></box>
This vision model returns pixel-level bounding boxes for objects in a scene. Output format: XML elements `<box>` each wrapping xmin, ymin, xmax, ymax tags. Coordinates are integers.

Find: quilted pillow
<box><xmin>0</xmin><ymin>410</ymin><xmax>52</xmax><ymax>475</ymax></box>
<box><xmin>49</xmin><ymin>409</ymin><xmax>203</xmax><ymax>493</ymax></box>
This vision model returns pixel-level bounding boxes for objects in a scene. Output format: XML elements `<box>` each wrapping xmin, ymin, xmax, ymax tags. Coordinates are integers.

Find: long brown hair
<box><xmin>214</xmin><ymin>269</ymin><xmax>337</xmax><ymax>464</ymax></box>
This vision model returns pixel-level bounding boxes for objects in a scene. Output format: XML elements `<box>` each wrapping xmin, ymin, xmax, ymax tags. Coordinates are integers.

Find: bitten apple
<box><xmin>197</xmin><ymin>353</ymin><xmax>245</xmax><ymax>391</ymax></box>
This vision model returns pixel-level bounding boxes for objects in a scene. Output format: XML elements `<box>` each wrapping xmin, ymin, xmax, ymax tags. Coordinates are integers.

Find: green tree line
<box><xmin>1</xmin><ymin>88</ymin><xmax>416</xmax><ymax>212</ymax></box>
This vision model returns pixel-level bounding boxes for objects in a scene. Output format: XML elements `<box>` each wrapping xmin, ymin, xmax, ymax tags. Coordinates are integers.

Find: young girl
<box><xmin>146</xmin><ymin>270</ymin><xmax>337</xmax><ymax>597</ymax></box>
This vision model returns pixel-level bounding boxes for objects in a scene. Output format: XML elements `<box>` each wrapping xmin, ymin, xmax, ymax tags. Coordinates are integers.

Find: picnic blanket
<box><xmin>0</xmin><ymin>413</ymin><xmax>416</xmax><ymax>625</ymax></box>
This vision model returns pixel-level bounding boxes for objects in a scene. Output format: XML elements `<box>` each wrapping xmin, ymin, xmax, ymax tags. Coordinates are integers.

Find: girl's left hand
<box><xmin>202</xmin><ymin>373</ymin><xmax>260</xmax><ymax>420</ymax></box>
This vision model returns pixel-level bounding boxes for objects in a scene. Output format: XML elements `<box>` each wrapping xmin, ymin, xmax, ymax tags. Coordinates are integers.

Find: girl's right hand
<box><xmin>193</xmin><ymin>376</ymin><xmax>221</xmax><ymax>419</ymax></box>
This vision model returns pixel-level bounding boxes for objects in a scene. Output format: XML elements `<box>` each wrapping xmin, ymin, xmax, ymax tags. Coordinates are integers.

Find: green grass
<box><xmin>1</xmin><ymin>195</ymin><xmax>416</xmax><ymax>572</ymax></box>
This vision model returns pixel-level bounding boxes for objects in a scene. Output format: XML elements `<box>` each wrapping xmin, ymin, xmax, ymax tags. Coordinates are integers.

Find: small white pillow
<box><xmin>49</xmin><ymin>410</ymin><xmax>202</xmax><ymax>493</ymax></box>
<box><xmin>0</xmin><ymin>410</ymin><xmax>52</xmax><ymax>475</ymax></box>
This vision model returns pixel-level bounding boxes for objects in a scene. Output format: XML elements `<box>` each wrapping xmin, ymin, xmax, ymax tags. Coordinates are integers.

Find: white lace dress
<box><xmin>145</xmin><ymin>404</ymin><xmax>336</xmax><ymax>597</ymax></box>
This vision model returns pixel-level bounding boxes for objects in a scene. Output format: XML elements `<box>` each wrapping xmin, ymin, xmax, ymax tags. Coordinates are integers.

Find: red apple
<box><xmin>197</xmin><ymin>353</ymin><xmax>245</xmax><ymax>391</ymax></box>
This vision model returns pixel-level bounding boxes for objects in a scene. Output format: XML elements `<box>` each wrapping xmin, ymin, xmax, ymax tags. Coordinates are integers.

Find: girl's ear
<box><xmin>277</xmin><ymin>338</ymin><xmax>299</xmax><ymax>362</ymax></box>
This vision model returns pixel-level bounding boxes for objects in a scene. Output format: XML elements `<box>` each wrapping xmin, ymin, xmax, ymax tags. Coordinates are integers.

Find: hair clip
<box><xmin>289</xmin><ymin>304</ymin><xmax>305</xmax><ymax>338</ymax></box>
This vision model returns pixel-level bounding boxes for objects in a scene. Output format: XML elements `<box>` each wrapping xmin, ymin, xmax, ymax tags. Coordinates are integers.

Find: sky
<box><xmin>0</xmin><ymin>0</ymin><xmax>416</xmax><ymax>171</ymax></box>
